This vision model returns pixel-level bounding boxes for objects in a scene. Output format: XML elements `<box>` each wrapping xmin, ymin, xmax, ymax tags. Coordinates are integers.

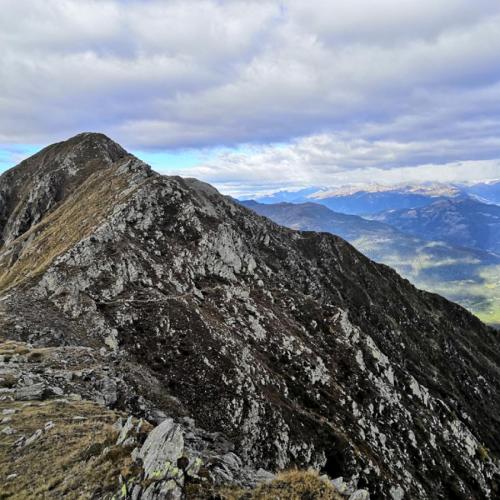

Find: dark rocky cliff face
<box><xmin>1</xmin><ymin>134</ymin><xmax>499</xmax><ymax>499</ymax></box>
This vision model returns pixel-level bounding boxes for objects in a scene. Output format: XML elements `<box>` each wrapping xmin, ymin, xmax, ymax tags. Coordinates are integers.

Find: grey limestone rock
<box><xmin>349</xmin><ymin>491</ymin><xmax>370</xmax><ymax>500</ymax></box>
<box><xmin>15</xmin><ymin>383</ymin><xmax>46</xmax><ymax>401</ymax></box>
<box><xmin>137</xmin><ymin>418</ymin><xmax>184</xmax><ymax>479</ymax></box>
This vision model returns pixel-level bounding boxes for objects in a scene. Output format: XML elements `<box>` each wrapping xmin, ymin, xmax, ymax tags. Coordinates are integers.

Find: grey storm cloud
<box><xmin>1</xmin><ymin>0</ymin><xmax>500</xmax><ymax>191</ymax></box>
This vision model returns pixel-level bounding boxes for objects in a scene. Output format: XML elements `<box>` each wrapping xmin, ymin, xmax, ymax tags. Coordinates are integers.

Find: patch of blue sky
<box><xmin>0</xmin><ymin>144</ymin><xmax>41</xmax><ymax>173</ymax></box>
<box><xmin>0</xmin><ymin>141</ymin><xmax>290</xmax><ymax>176</ymax></box>
<box><xmin>131</xmin><ymin>142</ymin><xmax>283</xmax><ymax>174</ymax></box>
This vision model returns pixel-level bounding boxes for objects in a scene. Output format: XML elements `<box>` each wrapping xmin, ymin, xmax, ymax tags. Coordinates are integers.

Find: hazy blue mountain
<box><xmin>253</xmin><ymin>183</ymin><xmax>462</xmax><ymax>215</ymax></box>
<box><xmin>373</xmin><ymin>197</ymin><xmax>500</xmax><ymax>255</ymax></box>
<box><xmin>252</xmin><ymin>181</ymin><xmax>500</xmax><ymax>215</ymax></box>
<box><xmin>462</xmin><ymin>180</ymin><xmax>500</xmax><ymax>205</ymax></box>
<box><xmin>308</xmin><ymin>191</ymin><xmax>448</xmax><ymax>215</ymax></box>
<box><xmin>253</xmin><ymin>187</ymin><xmax>320</xmax><ymax>204</ymax></box>
<box><xmin>241</xmin><ymin>200</ymin><xmax>400</xmax><ymax>240</ymax></box>
<box><xmin>241</xmin><ymin>200</ymin><xmax>500</xmax><ymax>324</ymax></box>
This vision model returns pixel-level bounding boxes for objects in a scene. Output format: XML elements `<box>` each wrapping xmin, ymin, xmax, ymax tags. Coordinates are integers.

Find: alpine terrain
<box><xmin>241</xmin><ymin>200</ymin><xmax>500</xmax><ymax>324</ymax></box>
<box><xmin>372</xmin><ymin>198</ymin><xmax>500</xmax><ymax>255</ymax></box>
<box><xmin>0</xmin><ymin>133</ymin><xmax>499</xmax><ymax>499</ymax></box>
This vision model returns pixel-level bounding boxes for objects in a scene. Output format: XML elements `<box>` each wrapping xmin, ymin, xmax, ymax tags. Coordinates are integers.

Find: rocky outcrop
<box><xmin>1</xmin><ymin>134</ymin><xmax>500</xmax><ymax>499</ymax></box>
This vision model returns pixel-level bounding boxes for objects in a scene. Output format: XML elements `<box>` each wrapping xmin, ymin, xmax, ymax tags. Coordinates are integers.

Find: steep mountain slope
<box><xmin>373</xmin><ymin>197</ymin><xmax>500</xmax><ymax>255</ymax></box>
<box><xmin>241</xmin><ymin>200</ymin><xmax>401</xmax><ymax>241</ymax></box>
<box><xmin>0</xmin><ymin>133</ymin><xmax>127</xmax><ymax>248</ymax></box>
<box><xmin>241</xmin><ymin>201</ymin><xmax>500</xmax><ymax>323</ymax></box>
<box><xmin>1</xmin><ymin>134</ymin><xmax>500</xmax><ymax>499</ymax></box>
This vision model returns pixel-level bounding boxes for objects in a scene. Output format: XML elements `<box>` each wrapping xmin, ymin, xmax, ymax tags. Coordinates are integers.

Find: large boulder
<box><xmin>137</xmin><ymin>418</ymin><xmax>184</xmax><ymax>479</ymax></box>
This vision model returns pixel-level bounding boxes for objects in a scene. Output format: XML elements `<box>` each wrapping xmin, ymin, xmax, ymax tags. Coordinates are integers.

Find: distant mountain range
<box><xmin>463</xmin><ymin>180</ymin><xmax>500</xmax><ymax>205</ymax></box>
<box><xmin>254</xmin><ymin>180</ymin><xmax>500</xmax><ymax>215</ymax></box>
<box><xmin>371</xmin><ymin>197</ymin><xmax>500</xmax><ymax>255</ymax></box>
<box><xmin>242</xmin><ymin>200</ymin><xmax>500</xmax><ymax>324</ymax></box>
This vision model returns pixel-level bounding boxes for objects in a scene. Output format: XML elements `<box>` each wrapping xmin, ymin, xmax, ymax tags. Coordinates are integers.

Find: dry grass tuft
<box><xmin>0</xmin><ymin>399</ymin><xmax>133</xmax><ymax>499</ymax></box>
<box><xmin>0</xmin><ymin>340</ymin><xmax>51</xmax><ymax>365</ymax></box>
<box><xmin>0</xmin><ymin>341</ymin><xmax>30</xmax><ymax>356</ymax></box>
<box><xmin>218</xmin><ymin>469</ymin><xmax>343</xmax><ymax>500</ymax></box>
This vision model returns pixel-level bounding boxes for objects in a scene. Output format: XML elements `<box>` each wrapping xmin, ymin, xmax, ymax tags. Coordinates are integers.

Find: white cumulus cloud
<box><xmin>1</xmin><ymin>0</ymin><xmax>500</xmax><ymax>191</ymax></box>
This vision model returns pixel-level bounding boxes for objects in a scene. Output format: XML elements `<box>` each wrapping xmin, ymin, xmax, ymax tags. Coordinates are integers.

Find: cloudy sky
<box><xmin>1</xmin><ymin>0</ymin><xmax>500</xmax><ymax>196</ymax></box>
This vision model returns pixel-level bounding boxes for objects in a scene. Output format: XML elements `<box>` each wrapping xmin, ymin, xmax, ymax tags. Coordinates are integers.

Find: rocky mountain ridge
<box><xmin>1</xmin><ymin>133</ymin><xmax>500</xmax><ymax>499</ymax></box>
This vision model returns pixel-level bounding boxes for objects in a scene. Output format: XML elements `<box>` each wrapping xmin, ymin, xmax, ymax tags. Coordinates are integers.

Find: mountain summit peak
<box><xmin>61</xmin><ymin>131</ymin><xmax>126</xmax><ymax>152</ymax></box>
<box><xmin>3</xmin><ymin>131</ymin><xmax>129</xmax><ymax>183</ymax></box>
<box><xmin>0</xmin><ymin>133</ymin><xmax>132</xmax><ymax>246</ymax></box>
<box><xmin>35</xmin><ymin>131</ymin><xmax>128</xmax><ymax>170</ymax></box>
